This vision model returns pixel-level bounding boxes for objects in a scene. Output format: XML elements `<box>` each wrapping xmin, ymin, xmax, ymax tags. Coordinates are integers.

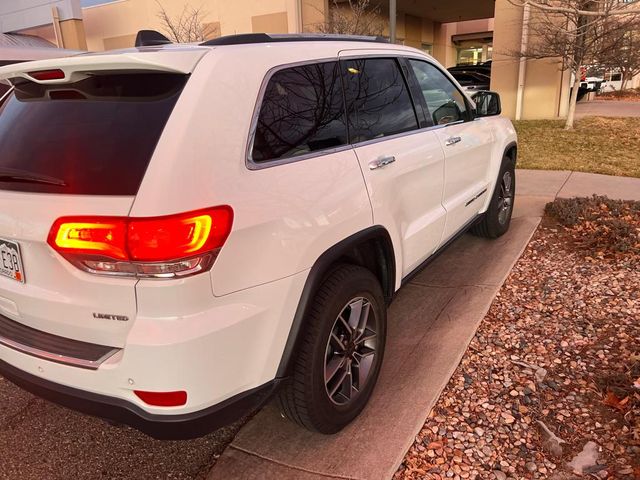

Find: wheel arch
<box><xmin>504</xmin><ymin>141</ymin><xmax>517</xmax><ymax>166</ymax></box>
<box><xmin>275</xmin><ymin>226</ymin><xmax>396</xmax><ymax>378</ymax></box>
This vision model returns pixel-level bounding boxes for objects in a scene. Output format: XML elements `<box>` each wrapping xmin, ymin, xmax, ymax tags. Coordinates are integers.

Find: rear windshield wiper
<box><xmin>0</xmin><ymin>168</ymin><xmax>67</xmax><ymax>187</ymax></box>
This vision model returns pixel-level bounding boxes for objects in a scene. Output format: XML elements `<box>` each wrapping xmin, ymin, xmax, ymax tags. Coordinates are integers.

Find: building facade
<box><xmin>1</xmin><ymin>0</ymin><xmax>576</xmax><ymax>120</ymax></box>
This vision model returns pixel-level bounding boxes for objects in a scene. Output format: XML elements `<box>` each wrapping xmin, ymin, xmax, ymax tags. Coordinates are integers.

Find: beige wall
<box><xmin>491</xmin><ymin>0</ymin><xmax>569</xmax><ymax>119</ymax></box>
<box><xmin>251</xmin><ymin>12</ymin><xmax>288</xmax><ymax>34</ymax></box>
<box><xmin>59</xmin><ymin>18</ymin><xmax>87</xmax><ymax>50</ymax></box>
<box><xmin>301</xmin><ymin>0</ymin><xmax>328</xmax><ymax>31</ymax></box>
<box><xmin>82</xmin><ymin>0</ymin><xmax>298</xmax><ymax>51</ymax></box>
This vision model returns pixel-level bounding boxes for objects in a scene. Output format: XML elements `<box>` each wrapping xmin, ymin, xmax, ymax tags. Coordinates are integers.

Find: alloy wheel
<box><xmin>324</xmin><ymin>297</ymin><xmax>378</xmax><ymax>406</ymax></box>
<box><xmin>497</xmin><ymin>170</ymin><xmax>514</xmax><ymax>225</ymax></box>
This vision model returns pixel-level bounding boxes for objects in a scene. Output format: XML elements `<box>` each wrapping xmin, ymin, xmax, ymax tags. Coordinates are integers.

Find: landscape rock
<box><xmin>567</xmin><ymin>441</ymin><xmax>599</xmax><ymax>475</ymax></box>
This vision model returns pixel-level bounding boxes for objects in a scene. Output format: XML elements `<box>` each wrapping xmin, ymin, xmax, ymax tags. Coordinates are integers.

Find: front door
<box><xmin>407</xmin><ymin>59</ymin><xmax>494</xmax><ymax>242</ymax></box>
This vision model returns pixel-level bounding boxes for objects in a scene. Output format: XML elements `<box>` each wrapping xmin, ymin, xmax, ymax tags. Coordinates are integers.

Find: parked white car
<box><xmin>0</xmin><ymin>32</ymin><xmax>517</xmax><ymax>439</ymax></box>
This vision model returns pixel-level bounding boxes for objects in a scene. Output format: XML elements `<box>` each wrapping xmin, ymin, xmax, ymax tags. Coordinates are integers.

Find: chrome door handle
<box><xmin>369</xmin><ymin>156</ymin><xmax>396</xmax><ymax>170</ymax></box>
<box><xmin>445</xmin><ymin>136</ymin><xmax>462</xmax><ymax>146</ymax></box>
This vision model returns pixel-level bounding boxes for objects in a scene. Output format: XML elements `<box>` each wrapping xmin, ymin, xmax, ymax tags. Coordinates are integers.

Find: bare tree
<box><xmin>600</xmin><ymin>27</ymin><xmax>640</xmax><ymax>92</ymax></box>
<box><xmin>156</xmin><ymin>1</ymin><xmax>218</xmax><ymax>43</ymax></box>
<box><xmin>314</xmin><ymin>0</ymin><xmax>385</xmax><ymax>36</ymax></box>
<box><xmin>507</xmin><ymin>0</ymin><xmax>640</xmax><ymax>129</ymax></box>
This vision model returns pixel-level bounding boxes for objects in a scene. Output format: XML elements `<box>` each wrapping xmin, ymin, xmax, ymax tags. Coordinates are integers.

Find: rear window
<box><xmin>0</xmin><ymin>73</ymin><xmax>187</xmax><ymax>195</ymax></box>
<box><xmin>341</xmin><ymin>58</ymin><xmax>419</xmax><ymax>143</ymax></box>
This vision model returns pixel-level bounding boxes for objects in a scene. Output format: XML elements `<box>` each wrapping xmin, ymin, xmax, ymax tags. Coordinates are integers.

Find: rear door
<box><xmin>407</xmin><ymin>59</ymin><xmax>494</xmax><ymax>242</ymax></box>
<box><xmin>0</xmin><ymin>71</ymin><xmax>187</xmax><ymax>348</ymax></box>
<box><xmin>339</xmin><ymin>54</ymin><xmax>446</xmax><ymax>276</ymax></box>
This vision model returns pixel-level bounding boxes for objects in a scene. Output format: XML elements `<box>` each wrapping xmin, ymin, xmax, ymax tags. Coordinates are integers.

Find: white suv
<box><xmin>0</xmin><ymin>33</ymin><xmax>516</xmax><ymax>439</ymax></box>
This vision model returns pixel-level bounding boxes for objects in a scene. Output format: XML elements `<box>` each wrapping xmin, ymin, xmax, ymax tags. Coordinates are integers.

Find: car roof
<box><xmin>0</xmin><ymin>36</ymin><xmax>434</xmax><ymax>86</ymax></box>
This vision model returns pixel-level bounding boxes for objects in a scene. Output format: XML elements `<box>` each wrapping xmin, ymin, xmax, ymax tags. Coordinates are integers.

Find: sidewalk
<box><xmin>575</xmin><ymin>100</ymin><xmax>640</xmax><ymax>119</ymax></box>
<box><xmin>208</xmin><ymin>170</ymin><xmax>640</xmax><ymax>480</ymax></box>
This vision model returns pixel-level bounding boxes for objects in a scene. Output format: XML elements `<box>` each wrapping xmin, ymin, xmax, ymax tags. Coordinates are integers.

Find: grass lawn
<box><xmin>513</xmin><ymin>116</ymin><xmax>640</xmax><ymax>178</ymax></box>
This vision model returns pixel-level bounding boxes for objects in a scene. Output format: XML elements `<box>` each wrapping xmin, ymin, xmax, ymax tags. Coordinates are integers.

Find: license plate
<box><xmin>0</xmin><ymin>238</ymin><xmax>25</xmax><ymax>283</ymax></box>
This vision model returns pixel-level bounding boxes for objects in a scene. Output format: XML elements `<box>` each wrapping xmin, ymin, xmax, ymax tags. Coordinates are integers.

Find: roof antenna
<box><xmin>135</xmin><ymin>30</ymin><xmax>172</xmax><ymax>47</ymax></box>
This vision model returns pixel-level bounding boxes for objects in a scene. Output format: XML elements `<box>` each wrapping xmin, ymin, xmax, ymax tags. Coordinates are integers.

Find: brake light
<box><xmin>134</xmin><ymin>390</ymin><xmax>187</xmax><ymax>407</ymax></box>
<box><xmin>28</xmin><ymin>69</ymin><xmax>65</xmax><ymax>81</ymax></box>
<box><xmin>51</xmin><ymin>220</ymin><xmax>127</xmax><ymax>259</ymax></box>
<box><xmin>47</xmin><ymin>207</ymin><xmax>233</xmax><ymax>278</ymax></box>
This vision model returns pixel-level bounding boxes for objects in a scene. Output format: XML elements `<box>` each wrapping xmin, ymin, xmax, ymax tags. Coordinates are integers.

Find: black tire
<box><xmin>471</xmin><ymin>155</ymin><xmax>516</xmax><ymax>239</ymax></box>
<box><xmin>277</xmin><ymin>264</ymin><xmax>387</xmax><ymax>434</ymax></box>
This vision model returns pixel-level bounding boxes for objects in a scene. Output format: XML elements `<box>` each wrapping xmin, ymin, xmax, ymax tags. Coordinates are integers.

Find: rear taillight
<box><xmin>47</xmin><ymin>207</ymin><xmax>233</xmax><ymax>278</ymax></box>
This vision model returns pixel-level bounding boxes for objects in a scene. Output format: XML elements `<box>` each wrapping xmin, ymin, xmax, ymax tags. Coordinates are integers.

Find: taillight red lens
<box><xmin>47</xmin><ymin>206</ymin><xmax>233</xmax><ymax>269</ymax></box>
<box><xmin>28</xmin><ymin>69</ymin><xmax>65</xmax><ymax>81</ymax></box>
<box><xmin>49</xmin><ymin>218</ymin><xmax>128</xmax><ymax>259</ymax></box>
<box><xmin>134</xmin><ymin>390</ymin><xmax>187</xmax><ymax>407</ymax></box>
<box><xmin>128</xmin><ymin>208</ymin><xmax>232</xmax><ymax>261</ymax></box>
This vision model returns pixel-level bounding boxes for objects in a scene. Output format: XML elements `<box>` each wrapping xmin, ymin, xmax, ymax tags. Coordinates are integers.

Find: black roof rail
<box><xmin>135</xmin><ymin>30</ymin><xmax>172</xmax><ymax>47</ymax></box>
<box><xmin>200</xmin><ymin>33</ymin><xmax>389</xmax><ymax>46</ymax></box>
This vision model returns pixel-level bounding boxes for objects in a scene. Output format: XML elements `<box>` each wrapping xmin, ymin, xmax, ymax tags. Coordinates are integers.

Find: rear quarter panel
<box><xmin>131</xmin><ymin>44</ymin><xmax>373</xmax><ymax>297</ymax></box>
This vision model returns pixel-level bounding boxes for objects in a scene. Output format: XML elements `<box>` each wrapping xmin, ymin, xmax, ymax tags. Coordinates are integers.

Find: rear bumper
<box><xmin>0</xmin><ymin>357</ymin><xmax>279</xmax><ymax>439</ymax></box>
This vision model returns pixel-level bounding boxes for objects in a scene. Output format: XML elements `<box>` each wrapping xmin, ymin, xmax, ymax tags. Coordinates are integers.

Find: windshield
<box><xmin>0</xmin><ymin>72</ymin><xmax>187</xmax><ymax>195</ymax></box>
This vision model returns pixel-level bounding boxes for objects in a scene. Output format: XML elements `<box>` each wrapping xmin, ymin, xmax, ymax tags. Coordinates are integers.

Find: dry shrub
<box><xmin>545</xmin><ymin>196</ymin><xmax>640</xmax><ymax>256</ymax></box>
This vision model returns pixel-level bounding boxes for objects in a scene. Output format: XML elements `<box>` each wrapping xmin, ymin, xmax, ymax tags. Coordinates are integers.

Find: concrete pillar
<box><xmin>490</xmin><ymin>0</ymin><xmax>522</xmax><ymax>119</ymax></box>
<box><xmin>389</xmin><ymin>0</ymin><xmax>397</xmax><ymax>43</ymax></box>
<box><xmin>432</xmin><ymin>22</ymin><xmax>456</xmax><ymax>68</ymax></box>
<box><xmin>59</xmin><ymin>18</ymin><xmax>87</xmax><ymax>50</ymax></box>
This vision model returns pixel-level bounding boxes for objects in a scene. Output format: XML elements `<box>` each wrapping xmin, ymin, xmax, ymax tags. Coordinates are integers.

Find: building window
<box><xmin>456</xmin><ymin>45</ymin><xmax>492</xmax><ymax>66</ymax></box>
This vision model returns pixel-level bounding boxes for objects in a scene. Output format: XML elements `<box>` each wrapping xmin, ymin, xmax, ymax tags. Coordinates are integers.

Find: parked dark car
<box><xmin>448</xmin><ymin>69</ymin><xmax>491</xmax><ymax>93</ymax></box>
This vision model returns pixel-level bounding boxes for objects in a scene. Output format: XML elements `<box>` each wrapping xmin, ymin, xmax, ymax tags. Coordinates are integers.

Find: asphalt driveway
<box><xmin>0</xmin><ymin>380</ymin><xmax>242</xmax><ymax>479</ymax></box>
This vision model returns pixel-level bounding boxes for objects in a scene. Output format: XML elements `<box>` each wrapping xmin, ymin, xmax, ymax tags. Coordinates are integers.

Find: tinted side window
<box><xmin>409</xmin><ymin>60</ymin><xmax>468</xmax><ymax>126</ymax></box>
<box><xmin>342</xmin><ymin>58</ymin><xmax>419</xmax><ymax>143</ymax></box>
<box><xmin>251</xmin><ymin>61</ymin><xmax>347</xmax><ymax>163</ymax></box>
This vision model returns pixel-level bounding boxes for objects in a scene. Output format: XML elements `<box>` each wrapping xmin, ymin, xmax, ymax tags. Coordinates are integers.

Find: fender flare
<box><xmin>275</xmin><ymin>226</ymin><xmax>395</xmax><ymax>378</ymax></box>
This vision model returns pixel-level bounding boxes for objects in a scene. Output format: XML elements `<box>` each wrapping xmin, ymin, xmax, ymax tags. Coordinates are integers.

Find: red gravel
<box><xmin>395</xmin><ymin>199</ymin><xmax>640</xmax><ymax>480</ymax></box>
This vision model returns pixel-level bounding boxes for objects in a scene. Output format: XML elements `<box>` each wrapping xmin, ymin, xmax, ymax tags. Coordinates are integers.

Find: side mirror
<box><xmin>473</xmin><ymin>91</ymin><xmax>501</xmax><ymax>117</ymax></box>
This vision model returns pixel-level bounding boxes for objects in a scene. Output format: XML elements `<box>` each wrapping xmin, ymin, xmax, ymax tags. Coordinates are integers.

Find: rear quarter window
<box><xmin>341</xmin><ymin>57</ymin><xmax>419</xmax><ymax>143</ymax></box>
<box><xmin>0</xmin><ymin>73</ymin><xmax>187</xmax><ymax>195</ymax></box>
<box><xmin>251</xmin><ymin>61</ymin><xmax>348</xmax><ymax>163</ymax></box>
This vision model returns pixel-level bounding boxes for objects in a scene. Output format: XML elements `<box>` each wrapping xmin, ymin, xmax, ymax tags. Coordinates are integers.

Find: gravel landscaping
<box><xmin>395</xmin><ymin>197</ymin><xmax>640</xmax><ymax>480</ymax></box>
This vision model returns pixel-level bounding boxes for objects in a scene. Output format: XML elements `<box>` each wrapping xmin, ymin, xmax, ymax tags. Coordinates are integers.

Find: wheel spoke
<box><xmin>353</xmin><ymin>351</ymin><xmax>374</xmax><ymax>389</ymax></box>
<box><xmin>355</xmin><ymin>327</ymin><xmax>376</xmax><ymax>345</ymax></box>
<box><xmin>341</xmin><ymin>362</ymin><xmax>354</xmax><ymax>400</ymax></box>
<box><xmin>337</xmin><ymin>313</ymin><xmax>353</xmax><ymax>334</ymax></box>
<box><xmin>330</xmin><ymin>332</ymin><xmax>346</xmax><ymax>351</ymax></box>
<box><xmin>346</xmin><ymin>299</ymin><xmax>364</xmax><ymax>331</ymax></box>
<box><xmin>355</xmin><ymin>302</ymin><xmax>371</xmax><ymax>339</ymax></box>
<box><xmin>325</xmin><ymin>355</ymin><xmax>346</xmax><ymax>384</ymax></box>
<box><xmin>328</xmin><ymin>363</ymin><xmax>349</xmax><ymax>398</ymax></box>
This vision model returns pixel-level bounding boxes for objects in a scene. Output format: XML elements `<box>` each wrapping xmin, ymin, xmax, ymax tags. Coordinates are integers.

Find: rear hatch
<box><xmin>0</xmin><ymin>50</ymin><xmax>203</xmax><ymax>352</ymax></box>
